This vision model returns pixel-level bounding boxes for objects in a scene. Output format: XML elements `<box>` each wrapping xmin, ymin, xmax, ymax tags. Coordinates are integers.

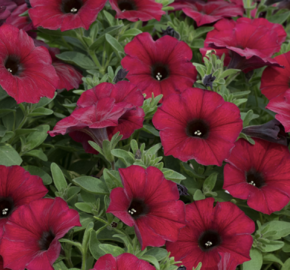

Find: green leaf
<box><xmin>103</xmin><ymin>168</ymin><xmax>122</xmax><ymax>189</ymax></box>
<box><xmin>99</xmin><ymin>244</ymin><xmax>125</xmax><ymax>257</ymax></box>
<box><xmin>282</xmin><ymin>258</ymin><xmax>290</xmax><ymax>270</ymax></box>
<box><xmin>203</xmin><ymin>172</ymin><xmax>218</xmax><ymax>193</ymax></box>
<box><xmin>56</xmin><ymin>51</ymin><xmax>96</xmax><ymax>69</ymax></box>
<box><xmin>28</xmin><ymin>108</ymin><xmax>53</xmax><ymax>117</ymax></box>
<box><xmin>145</xmin><ymin>248</ymin><xmax>168</xmax><ymax>261</ymax></box>
<box><xmin>142</xmin><ymin>124</ymin><xmax>160</xmax><ymax>137</ymax></box>
<box><xmin>0</xmin><ymin>126</ymin><xmax>7</xmax><ymax>137</ymax></box>
<box><xmin>220</xmin><ymin>69</ymin><xmax>240</xmax><ymax>79</ymax></box>
<box><xmin>146</xmin><ymin>143</ymin><xmax>162</xmax><ymax>156</ymax></box>
<box><xmin>120</xmin><ymin>28</ymin><xmax>143</xmax><ymax>40</ymax></box>
<box><xmin>242</xmin><ymin>249</ymin><xmax>262</xmax><ymax>270</ymax></box>
<box><xmin>268</xmin><ymin>10</ymin><xmax>290</xmax><ymax>24</ymax></box>
<box><xmin>0</xmin><ymin>144</ymin><xmax>22</xmax><ymax>166</ymax></box>
<box><xmin>90</xmin><ymin>230</ymin><xmax>106</xmax><ymax>260</ymax></box>
<box><xmin>23</xmin><ymin>149</ymin><xmax>48</xmax><ymax>161</ymax></box>
<box><xmin>263</xmin><ymin>254</ymin><xmax>283</xmax><ymax>266</ymax></box>
<box><xmin>105</xmin><ymin>34</ymin><xmax>124</xmax><ymax>59</ymax></box>
<box><xmin>260</xmin><ymin>220</ymin><xmax>290</xmax><ymax>240</ymax></box>
<box><xmin>111</xmin><ymin>149</ymin><xmax>135</xmax><ymax>166</ymax></box>
<box><xmin>103</xmin><ymin>10</ymin><xmax>115</xmax><ymax>26</ymax></box>
<box><xmin>162</xmin><ymin>168</ymin><xmax>185</xmax><ymax>183</ymax></box>
<box><xmin>258</xmin><ymin>239</ymin><xmax>284</xmax><ymax>252</ymax></box>
<box><xmin>193</xmin><ymin>263</ymin><xmax>202</xmax><ymax>270</ymax></box>
<box><xmin>73</xmin><ymin>176</ymin><xmax>108</xmax><ymax>194</ymax></box>
<box><xmin>22</xmin><ymin>125</ymin><xmax>50</xmax><ymax>152</ymax></box>
<box><xmin>193</xmin><ymin>189</ymin><xmax>205</xmax><ymax>201</ymax></box>
<box><xmin>193</xmin><ymin>26</ymin><xmax>214</xmax><ymax>39</ymax></box>
<box><xmin>51</xmin><ymin>163</ymin><xmax>68</xmax><ymax>191</ymax></box>
<box><xmin>23</xmin><ymin>165</ymin><xmax>52</xmax><ymax>185</ymax></box>
<box><xmin>75</xmin><ymin>202</ymin><xmax>93</xmax><ymax>213</ymax></box>
<box><xmin>141</xmin><ymin>255</ymin><xmax>160</xmax><ymax>270</ymax></box>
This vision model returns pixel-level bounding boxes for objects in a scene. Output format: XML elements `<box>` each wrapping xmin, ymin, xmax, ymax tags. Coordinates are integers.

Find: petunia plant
<box><xmin>1</xmin><ymin>0</ymin><xmax>290</xmax><ymax>270</ymax></box>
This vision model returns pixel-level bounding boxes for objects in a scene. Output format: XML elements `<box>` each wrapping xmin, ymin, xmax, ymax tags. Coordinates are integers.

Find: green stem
<box><xmin>81</xmin><ymin>250</ymin><xmax>87</xmax><ymax>270</ymax></box>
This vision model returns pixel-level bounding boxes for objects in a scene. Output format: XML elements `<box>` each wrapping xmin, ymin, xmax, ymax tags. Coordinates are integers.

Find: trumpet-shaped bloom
<box><xmin>107</xmin><ymin>165</ymin><xmax>186</xmax><ymax>250</ymax></box>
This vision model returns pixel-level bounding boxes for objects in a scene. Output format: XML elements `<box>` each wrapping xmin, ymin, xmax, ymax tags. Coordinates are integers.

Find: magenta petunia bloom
<box><xmin>107</xmin><ymin>165</ymin><xmax>186</xmax><ymax>250</ymax></box>
<box><xmin>91</xmin><ymin>253</ymin><xmax>155</xmax><ymax>270</ymax></box>
<box><xmin>29</xmin><ymin>0</ymin><xmax>107</xmax><ymax>31</ymax></box>
<box><xmin>267</xmin><ymin>90</ymin><xmax>290</xmax><ymax>132</ymax></box>
<box><xmin>0</xmin><ymin>165</ymin><xmax>48</xmax><ymax>235</ymax></box>
<box><xmin>170</xmin><ymin>1</ymin><xmax>243</xmax><ymax>27</ymax></box>
<box><xmin>224</xmin><ymin>138</ymin><xmax>290</xmax><ymax>215</ymax></box>
<box><xmin>0</xmin><ymin>197</ymin><xmax>81</xmax><ymax>270</ymax></box>
<box><xmin>121</xmin><ymin>32</ymin><xmax>197</xmax><ymax>100</ymax></box>
<box><xmin>49</xmin><ymin>81</ymin><xmax>144</xmax><ymax>154</ymax></box>
<box><xmin>109</xmin><ymin>0</ymin><xmax>165</xmax><ymax>22</ymax></box>
<box><xmin>166</xmin><ymin>198</ymin><xmax>255</xmax><ymax>270</ymax></box>
<box><xmin>261</xmin><ymin>51</ymin><xmax>290</xmax><ymax>101</ymax></box>
<box><xmin>152</xmin><ymin>88</ymin><xmax>243</xmax><ymax>166</ymax></box>
<box><xmin>0</xmin><ymin>25</ymin><xmax>59</xmax><ymax>104</ymax></box>
<box><xmin>201</xmin><ymin>18</ymin><xmax>286</xmax><ymax>72</ymax></box>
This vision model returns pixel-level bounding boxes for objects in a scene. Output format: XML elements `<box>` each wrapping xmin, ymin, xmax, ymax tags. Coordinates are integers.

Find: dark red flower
<box><xmin>200</xmin><ymin>18</ymin><xmax>286</xmax><ymax>72</ymax></box>
<box><xmin>170</xmin><ymin>1</ymin><xmax>243</xmax><ymax>27</ymax></box>
<box><xmin>224</xmin><ymin>138</ymin><xmax>290</xmax><ymax>214</ymax></box>
<box><xmin>261</xmin><ymin>51</ymin><xmax>290</xmax><ymax>101</ymax></box>
<box><xmin>122</xmin><ymin>32</ymin><xmax>197</xmax><ymax>100</ymax></box>
<box><xmin>267</xmin><ymin>90</ymin><xmax>290</xmax><ymax>132</ymax></box>
<box><xmin>91</xmin><ymin>253</ymin><xmax>155</xmax><ymax>270</ymax></box>
<box><xmin>0</xmin><ymin>165</ymin><xmax>47</xmax><ymax>236</ymax></box>
<box><xmin>107</xmin><ymin>165</ymin><xmax>186</xmax><ymax>250</ymax></box>
<box><xmin>0</xmin><ymin>25</ymin><xmax>59</xmax><ymax>104</ymax></box>
<box><xmin>166</xmin><ymin>198</ymin><xmax>255</xmax><ymax>270</ymax></box>
<box><xmin>0</xmin><ymin>0</ymin><xmax>17</xmax><ymax>25</ymax></box>
<box><xmin>152</xmin><ymin>88</ymin><xmax>243</xmax><ymax>166</ymax></box>
<box><xmin>109</xmin><ymin>0</ymin><xmax>165</xmax><ymax>22</ymax></box>
<box><xmin>29</xmin><ymin>0</ymin><xmax>106</xmax><ymax>31</ymax></box>
<box><xmin>49</xmin><ymin>81</ymin><xmax>144</xmax><ymax>154</ymax></box>
<box><xmin>0</xmin><ymin>197</ymin><xmax>81</xmax><ymax>270</ymax></box>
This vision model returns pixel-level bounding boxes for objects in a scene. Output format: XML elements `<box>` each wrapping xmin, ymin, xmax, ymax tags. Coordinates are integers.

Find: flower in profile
<box><xmin>122</xmin><ymin>32</ymin><xmax>197</xmax><ymax>100</ymax></box>
<box><xmin>152</xmin><ymin>88</ymin><xmax>243</xmax><ymax>166</ymax></box>
<box><xmin>201</xmin><ymin>18</ymin><xmax>286</xmax><ymax>72</ymax></box>
<box><xmin>109</xmin><ymin>0</ymin><xmax>165</xmax><ymax>22</ymax></box>
<box><xmin>0</xmin><ymin>0</ymin><xmax>17</xmax><ymax>26</ymax></box>
<box><xmin>49</xmin><ymin>81</ymin><xmax>144</xmax><ymax>154</ymax></box>
<box><xmin>107</xmin><ymin>165</ymin><xmax>186</xmax><ymax>250</ymax></box>
<box><xmin>261</xmin><ymin>51</ymin><xmax>290</xmax><ymax>101</ymax></box>
<box><xmin>166</xmin><ymin>198</ymin><xmax>255</xmax><ymax>270</ymax></box>
<box><xmin>0</xmin><ymin>165</ymin><xmax>47</xmax><ymax>235</ymax></box>
<box><xmin>170</xmin><ymin>1</ymin><xmax>243</xmax><ymax>27</ymax></box>
<box><xmin>224</xmin><ymin>138</ymin><xmax>290</xmax><ymax>214</ymax></box>
<box><xmin>267</xmin><ymin>90</ymin><xmax>290</xmax><ymax>132</ymax></box>
<box><xmin>0</xmin><ymin>25</ymin><xmax>59</xmax><ymax>104</ymax></box>
<box><xmin>0</xmin><ymin>197</ymin><xmax>81</xmax><ymax>270</ymax></box>
<box><xmin>29</xmin><ymin>0</ymin><xmax>107</xmax><ymax>31</ymax></box>
<box><xmin>91</xmin><ymin>253</ymin><xmax>155</xmax><ymax>270</ymax></box>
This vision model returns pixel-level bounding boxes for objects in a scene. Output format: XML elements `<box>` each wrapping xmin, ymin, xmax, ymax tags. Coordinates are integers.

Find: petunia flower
<box><xmin>0</xmin><ymin>25</ymin><xmax>59</xmax><ymax>104</ymax></box>
<box><xmin>0</xmin><ymin>197</ymin><xmax>81</xmax><ymax>270</ymax></box>
<box><xmin>0</xmin><ymin>0</ymin><xmax>18</xmax><ymax>26</ymax></box>
<box><xmin>166</xmin><ymin>198</ymin><xmax>255</xmax><ymax>270</ymax></box>
<box><xmin>170</xmin><ymin>1</ymin><xmax>243</xmax><ymax>27</ymax></box>
<box><xmin>200</xmin><ymin>18</ymin><xmax>286</xmax><ymax>72</ymax></box>
<box><xmin>0</xmin><ymin>165</ymin><xmax>48</xmax><ymax>235</ymax></box>
<box><xmin>261</xmin><ymin>51</ymin><xmax>290</xmax><ymax>101</ymax></box>
<box><xmin>152</xmin><ymin>87</ymin><xmax>243</xmax><ymax>166</ymax></box>
<box><xmin>224</xmin><ymin>138</ymin><xmax>290</xmax><ymax>215</ymax></box>
<box><xmin>109</xmin><ymin>0</ymin><xmax>165</xmax><ymax>22</ymax></box>
<box><xmin>91</xmin><ymin>253</ymin><xmax>155</xmax><ymax>270</ymax></box>
<box><xmin>107</xmin><ymin>165</ymin><xmax>186</xmax><ymax>250</ymax></box>
<box><xmin>49</xmin><ymin>81</ymin><xmax>144</xmax><ymax>154</ymax></box>
<box><xmin>121</xmin><ymin>32</ymin><xmax>197</xmax><ymax>101</ymax></box>
<box><xmin>28</xmin><ymin>0</ymin><xmax>107</xmax><ymax>31</ymax></box>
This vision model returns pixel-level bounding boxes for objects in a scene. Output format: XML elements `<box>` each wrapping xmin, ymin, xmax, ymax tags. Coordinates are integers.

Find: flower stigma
<box><xmin>249</xmin><ymin>181</ymin><xmax>256</xmax><ymax>186</ymax></box>
<box><xmin>194</xmin><ymin>130</ymin><xmax>202</xmax><ymax>136</ymax></box>
<box><xmin>70</xmin><ymin>7</ymin><xmax>78</xmax><ymax>13</ymax></box>
<box><xmin>205</xmin><ymin>241</ymin><xmax>213</xmax><ymax>247</ymax></box>
<box><xmin>2</xmin><ymin>208</ymin><xmax>8</xmax><ymax>216</ymax></box>
<box><xmin>156</xmin><ymin>72</ymin><xmax>162</xmax><ymax>81</ymax></box>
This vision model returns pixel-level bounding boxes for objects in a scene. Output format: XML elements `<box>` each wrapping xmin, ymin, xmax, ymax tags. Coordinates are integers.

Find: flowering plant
<box><xmin>1</xmin><ymin>0</ymin><xmax>290</xmax><ymax>270</ymax></box>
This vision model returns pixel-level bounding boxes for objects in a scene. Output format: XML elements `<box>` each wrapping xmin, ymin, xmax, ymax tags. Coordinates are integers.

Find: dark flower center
<box><xmin>61</xmin><ymin>0</ymin><xmax>83</xmax><ymax>14</ymax></box>
<box><xmin>39</xmin><ymin>230</ymin><xmax>55</xmax><ymax>250</ymax></box>
<box><xmin>118</xmin><ymin>0</ymin><xmax>137</xmax><ymax>11</ymax></box>
<box><xmin>128</xmin><ymin>199</ymin><xmax>149</xmax><ymax>219</ymax></box>
<box><xmin>0</xmin><ymin>197</ymin><xmax>14</xmax><ymax>218</ymax></box>
<box><xmin>186</xmin><ymin>119</ymin><xmax>210</xmax><ymax>139</ymax></box>
<box><xmin>5</xmin><ymin>56</ymin><xmax>22</xmax><ymax>76</ymax></box>
<box><xmin>152</xmin><ymin>64</ymin><xmax>170</xmax><ymax>81</ymax></box>
<box><xmin>246</xmin><ymin>169</ymin><xmax>265</xmax><ymax>188</ymax></box>
<box><xmin>198</xmin><ymin>230</ymin><xmax>222</xmax><ymax>252</ymax></box>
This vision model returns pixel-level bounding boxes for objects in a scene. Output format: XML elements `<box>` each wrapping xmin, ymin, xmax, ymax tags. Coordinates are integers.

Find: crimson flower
<box><xmin>224</xmin><ymin>138</ymin><xmax>290</xmax><ymax>214</ymax></box>
<box><xmin>0</xmin><ymin>25</ymin><xmax>59</xmax><ymax>104</ymax></box>
<box><xmin>0</xmin><ymin>197</ymin><xmax>81</xmax><ymax>270</ymax></box>
<box><xmin>170</xmin><ymin>1</ymin><xmax>243</xmax><ymax>27</ymax></box>
<box><xmin>201</xmin><ymin>18</ymin><xmax>286</xmax><ymax>72</ymax></box>
<box><xmin>152</xmin><ymin>88</ymin><xmax>243</xmax><ymax>166</ymax></box>
<box><xmin>91</xmin><ymin>253</ymin><xmax>155</xmax><ymax>270</ymax></box>
<box><xmin>49</xmin><ymin>81</ymin><xmax>144</xmax><ymax>154</ymax></box>
<box><xmin>29</xmin><ymin>0</ymin><xmax>107</xmax><ymax>31</ymax></box>
<box><xmin>261</xmin><ymin>51</ymin><xmax>290</xmax><ymax>101</ymax></box>
<box><xmin>107</xmin><ymin>165</ymin><xmax>186</xmax><ymax>250</ymax></box>
<box><xmin>166</xmin><ymin>198</ymin><xmax>255</xmax><ymax>270</ymax></box>
<box><xmin>0</xmin><ymin>165</ymin><xmax>47</xmax><ymax>235</ymax></box>
<box><xmin>109</xmin><ymin>0</ymin><xmax>165</xmax><ymax>22</ymax></box>
<box><xmin>122</xmin><ymin>32</ymin><xmax>197</xmax><ymax>100</ymax></box>
<box><xmin>0</xmin><ymin>0</ymin><xmax>17</xmax><ymax>25</ymax></box>
<box><xmin>267</xmin><ymin>90</ymin><xmax>290</xmax><ymax>132</ymax></box>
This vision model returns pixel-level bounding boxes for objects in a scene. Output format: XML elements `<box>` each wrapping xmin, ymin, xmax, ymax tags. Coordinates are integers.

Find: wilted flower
<box><xmin>107</xmin><ymin>165</ymin><xmax>186</xmax><ymax>250</ymax></box>
<box><xmin>113</xmin><ymin>68</ymin><xmax>129</xmax><ymax>83</ymax></box>
<box><xmin>161</xmin><ymin>26</ymin><xmax>180</xmax><ymax>39</ymax></box>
